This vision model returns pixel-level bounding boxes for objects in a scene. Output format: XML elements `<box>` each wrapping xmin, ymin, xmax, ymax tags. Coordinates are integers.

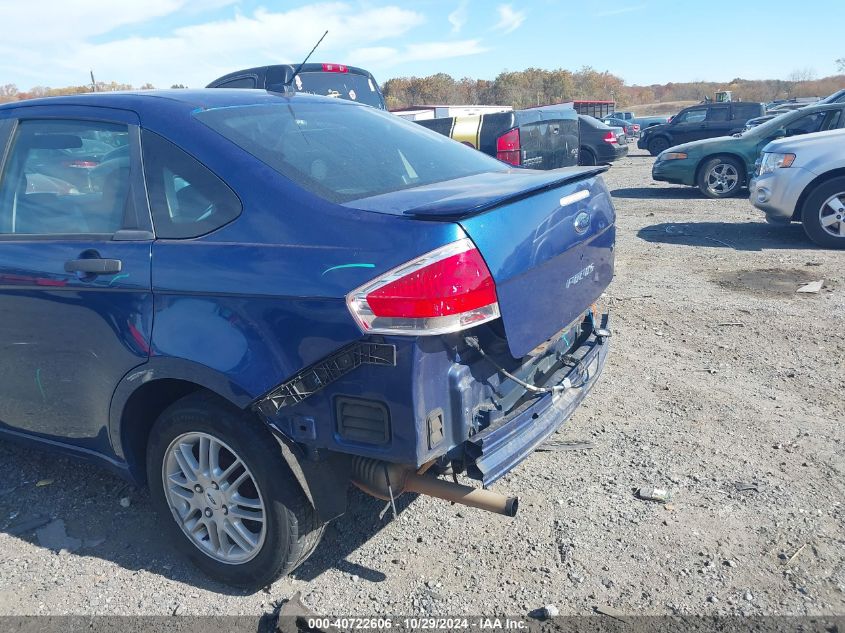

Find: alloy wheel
<box><xmin>819</xmin><ymin>192</ymin><xmax>845</xmax><ymax>238</ymax></box>
<box><xmin>705</xmin><ymin>163</ymin><xmax>739</xmax><ymax>196</ymax></box>
<box><xmin>162</xmin><ymin>432</ymin><xmax>267</xmax><ymax>564</ymax></box>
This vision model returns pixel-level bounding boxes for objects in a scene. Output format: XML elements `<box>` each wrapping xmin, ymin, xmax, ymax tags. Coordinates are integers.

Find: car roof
<box><xmin>777</xmin><ymin>101</ymin><xmax>845</xmax><ymax>116</ymax></box>
<box><xmin>0</xmin><ymin>88</ymin><xmax>358</xmax><ymax>115</ymax></box>
<box><xmin>210</xmin><ymin>63</ymin><xmax>377</xmax><ymax>85</ymax></box>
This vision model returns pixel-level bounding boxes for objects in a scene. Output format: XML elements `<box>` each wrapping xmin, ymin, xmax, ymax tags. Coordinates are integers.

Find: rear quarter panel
<box><xmin>138</xmin><ymin>109</ymin><xmax>465</xmax><ymax>401</ymax></box>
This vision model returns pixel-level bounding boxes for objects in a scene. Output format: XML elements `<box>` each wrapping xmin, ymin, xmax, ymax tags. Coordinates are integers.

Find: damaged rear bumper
<box><xmin>464</xmin><ymin>312</ymin><xmax>610</xmax><ymax>485</ymax></box>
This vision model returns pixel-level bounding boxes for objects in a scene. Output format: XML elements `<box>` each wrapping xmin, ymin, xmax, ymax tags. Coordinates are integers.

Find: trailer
<box><xmin>571</xmin><ymin>100</ymin><xmax>616</xmax><ymax>119</ymax></box>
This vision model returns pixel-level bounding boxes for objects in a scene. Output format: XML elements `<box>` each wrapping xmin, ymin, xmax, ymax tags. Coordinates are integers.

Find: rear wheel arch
<box><xmin>115</xmin><ymin>374</ymin><xmax>351</xmax><ymax>523</ymax></box>
<box><xmin>793</xmin><ymin>168</ymin><xmax>845</xmax><ymax>220</ymax></box>
<box><xmin>117</xmin><ymin>378</ymin><xmax>214</xmax><ymax>483</ymax></box>
<box><xmin>579</xmin><ymin>146</ymin><xmax>596</xmax><ymax>166</ymax></box>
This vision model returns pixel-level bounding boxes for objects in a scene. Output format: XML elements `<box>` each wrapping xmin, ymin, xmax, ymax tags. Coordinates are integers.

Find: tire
<box><xmin>697</xmin><ymin>156</ymin><xmax>743</xmax><ymax>199</ymax></box>
<box><xmin>800</xmin><ymin>176</ymin><xmax>845</xmax><ymax>249</ymax></box>
<box><xmin>648</xmin><ymin>137</ymin><xmax>670</xmax><ymax>156</ymax></box>
<box><xmin>579</xmin><ymin>148</ymin><xmax>596</xmax><ymax>166</ymax></box>
<box><xmin>147</xmin><ymin>393</ymin><xmax>325</xmax><ymax>588</ymax></box>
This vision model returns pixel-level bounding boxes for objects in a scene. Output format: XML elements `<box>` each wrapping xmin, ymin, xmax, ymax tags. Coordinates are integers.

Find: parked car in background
<box><xmin>610</xmin><ymin>111</ymin><xmax>668</xmax><ymax>131</ymax></box>
<box><xmin>0</xmin><ymin>89</ymin><xmax>615</xmax><ymax>587</ymax></box>
<box><xmin>602</xmin><ymin>116</ymin><xmax>640</xmax><ymax>137</ymax></box>
<box><xmin>579</xmin><ymin>115</ymin><xmax>628</xmax><ymax>165</ymax></box>
<box><xmin>208</xmin><ymin>63</ymin><xmax>386</xmax><ymax>109</ymax></box>
<box><xmin>743</xmin><ymin>113</ymin><xmax>783</xmax><ymax>131</ymax></box>
<box><xmin>651</xmin><ymin>102</ymin><xmax>845</xmax><ymax>198</ymax></box>
<box><xmin>751</xmin><ymin>128</ymin><xmax>845</xmax><ymax>248</ymax></box>
<box><xmin>635</xmin><ymin>115</ymin><xmax>670</xmax><ymax>130</ymax></box>
<box><xmin>638</xmin><ymin>102</ymin><xmax>765</xmax><ymax>155</ymax></box>
<box><xmin>767</xmin><ymin>102</ymin><xmax>813</xmax><ymax>114</ymax></box>
<box><xmin>416</xmin><ymin>105</ymin><xmax>580</xmax><ymax>169</ymax></box>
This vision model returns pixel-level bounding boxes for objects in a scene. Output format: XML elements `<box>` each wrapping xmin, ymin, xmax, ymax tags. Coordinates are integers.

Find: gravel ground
<box><xmin>0</xmin><ymin>147</ymin><xmax>843</xmax><ymax>619</ymax></box>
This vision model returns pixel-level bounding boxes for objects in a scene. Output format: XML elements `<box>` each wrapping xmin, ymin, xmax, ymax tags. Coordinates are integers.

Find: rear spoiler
<box><xmin>404</xmin><ymin>166</ymin><xmax>609</xmax><ymax>220</ymax></box>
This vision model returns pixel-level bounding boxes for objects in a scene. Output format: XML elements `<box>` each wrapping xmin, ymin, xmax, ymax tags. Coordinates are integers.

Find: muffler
<box><xmin>351</xmin><ymin>457</ymin><xmax>518</xmax><ymax>517</ymax></box>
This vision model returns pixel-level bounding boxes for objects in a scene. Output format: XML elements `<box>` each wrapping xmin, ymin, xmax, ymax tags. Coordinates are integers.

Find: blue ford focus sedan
<box><xmin>0</xmin><ymin>89</ymin><xmax>615</xmax><ymax>587</ymax></box>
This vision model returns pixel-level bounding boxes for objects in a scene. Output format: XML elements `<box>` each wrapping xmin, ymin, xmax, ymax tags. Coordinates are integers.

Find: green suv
<box><xmin>651</xmin><ymin>103</ymin><xmax>845</xmax><ymax>198</ymax></box>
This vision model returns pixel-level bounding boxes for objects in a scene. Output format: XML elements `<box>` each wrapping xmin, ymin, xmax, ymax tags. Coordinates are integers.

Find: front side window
<box><xmin>784</xmin><ymin>111</ymin><xmax>830</xmax><ymax>136</ymax></box>
<box><xmin>194</xmin><ymin>101</ymin><xmax>507</xmax><ymax>204</ymax></box>
<box><xmin>0</xmin><ymin>119</ymin><xmax>129</xmax><ymax>235</ymax></box>
<box><xmin>141</xmin><ymin>130</ymin><xmax>242</xmax><ymax>239</ymax></box>
<box><xmin>674</xmin><ymin>108</ymin><xmax>707</xmax><ymax>124</ymax></box>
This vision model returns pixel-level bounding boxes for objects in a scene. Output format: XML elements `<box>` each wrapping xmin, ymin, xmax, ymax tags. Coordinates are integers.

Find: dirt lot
<box><xmin>1</xmin><ymin>147</ymin><xmax>843</xmax><ymax>620</ymax></box>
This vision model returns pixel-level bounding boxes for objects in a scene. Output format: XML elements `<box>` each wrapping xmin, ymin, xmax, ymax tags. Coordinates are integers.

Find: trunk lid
<box><xmin>346</xmin><ymin>168</ymin><xmax>616</xmax><ymax>359</ymax></box>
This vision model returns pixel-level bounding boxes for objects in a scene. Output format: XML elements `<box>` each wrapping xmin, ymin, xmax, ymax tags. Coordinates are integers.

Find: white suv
<box><xmin>750</xmin><ymin>128</ymin><xmax>845</xmax><ymax>249</ymax></box>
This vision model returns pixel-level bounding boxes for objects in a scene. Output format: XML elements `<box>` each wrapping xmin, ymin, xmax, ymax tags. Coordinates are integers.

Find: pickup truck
<box><xmin>416</xmin><ymin>105</ymin><xmax>580</xmax><ymax>169</ymax></box>
<box><xmin>610</xmin><ymin>111</ymin><xmax>669</xmax><ymax>133</ymax></box>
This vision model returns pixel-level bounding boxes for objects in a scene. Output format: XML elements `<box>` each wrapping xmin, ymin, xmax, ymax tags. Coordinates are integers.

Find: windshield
<box><xmin>195</xmin><ymin>101</ymin><xmax>507</xmax><ymax>203</ymax></box>
<box><xmin>294</xmin><ymin>71</ymin><xmax>384</xmax><ymax>109</ymax></box>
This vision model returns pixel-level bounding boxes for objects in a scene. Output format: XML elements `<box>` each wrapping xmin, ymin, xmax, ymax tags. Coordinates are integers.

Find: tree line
<box><xmin>382</xmin><ymin>68</ymin><xmax>845</xmax><ymax>110</ymax></box>
<box><xmin>0</xmin><ymin>82</ymin><xmax>187</xmax><ymax>103</ymax></box>
<box><xmin>0</xmin><ymin>66</ymin><xmax>842</xmax><ymax>109</ymax></box>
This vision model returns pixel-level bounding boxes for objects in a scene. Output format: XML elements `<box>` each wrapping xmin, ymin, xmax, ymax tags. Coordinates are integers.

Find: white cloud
<box><xmin>0</xmin><ymin>2</ymin><xmax>425</xmax><ymax>88</ymax></box>
<box><xmin>403</xmin><ymin>40</ymin><xmax>488</xmax><ymax>63</ymax></box>
<box><xmin>494</xmin><ymin>4</ymin><xmax>525</xmax><ymax>34</ymax></box>
<box><xmin>348</xmin><ymin>39</ymin><xmax>487</xmax><ymax>70</ymax></box>
<box><xmin>448</xmin><ymin>1</ymin><xmax>469</xmax><ymax>33</ymax></box>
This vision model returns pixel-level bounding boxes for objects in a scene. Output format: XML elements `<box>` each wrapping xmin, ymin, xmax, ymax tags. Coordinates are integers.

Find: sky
<box><xmin>0</xmin><ymin>0</ymin><xmax>842</xmax><ymax>90</ymax></box>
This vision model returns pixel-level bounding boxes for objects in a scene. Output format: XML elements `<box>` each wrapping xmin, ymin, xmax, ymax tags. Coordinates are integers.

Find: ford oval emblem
<box><xmin>573</xmin><ymin>211</ymin><xmax>591</xmax><ymax>234</ymax></box>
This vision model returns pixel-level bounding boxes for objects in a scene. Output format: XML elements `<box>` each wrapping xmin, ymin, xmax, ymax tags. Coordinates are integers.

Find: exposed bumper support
<box><xmin>464</xmin><ymin>312</ymin><xmax>610</xmax><ymax>485</ymax></box>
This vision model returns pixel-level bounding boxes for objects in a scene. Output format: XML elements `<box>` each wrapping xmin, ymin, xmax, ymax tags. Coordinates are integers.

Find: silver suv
<box><xmin>750</xmin><ymin>128</ymin><xmax>845</xmax><ymax>249</ymax></box>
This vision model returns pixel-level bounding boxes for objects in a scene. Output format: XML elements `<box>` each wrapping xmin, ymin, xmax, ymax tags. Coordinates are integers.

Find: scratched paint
<box><xmin>35</xmin><ymin>368</ymin><xmax>46</xmax><ymax>402</ymax></box>
<box><xmin>321</xmin><ymin>263</ymin><xmax>375</xmax><ymax>276</ymax></box>
<box><xmin>108</xmin><ymin>273</ymin><xmax>130</xmax><ymax>286</ymax></box>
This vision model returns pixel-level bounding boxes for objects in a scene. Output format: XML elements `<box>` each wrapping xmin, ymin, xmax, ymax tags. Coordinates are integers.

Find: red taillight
<box><xmin>321</xmin><ymin>63</ymin><xmax>348</xmax><ymax>73</ymax></box>
<box><xmin>346</xmin><ymin>239</ymin><xmax>500</xmax><ymax>335</ymax></box>
<box><xmin>631</xmin><ymin>124</ymin><xmax>641</xmax><ymax>133</ymax></box>
<box><xmin>496</xmin><ymin>128</ymin><xmax>521</xmax><ymax>166</ymax></box>
<box><xmin>63</xmin><ymin>159</ymin><xmax>98</xmax><ymax>168</ymax></box>
<box><xmin>602</xmin><ymin>131</ymin><xmax>618</xmax><ymax>144</ymax></box>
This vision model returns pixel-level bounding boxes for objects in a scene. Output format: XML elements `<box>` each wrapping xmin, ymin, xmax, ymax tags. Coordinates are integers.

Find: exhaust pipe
<box><xmin>351</xmin><ymin>458</ymin><xmax>518</xmax><ymax>518</ymax></box>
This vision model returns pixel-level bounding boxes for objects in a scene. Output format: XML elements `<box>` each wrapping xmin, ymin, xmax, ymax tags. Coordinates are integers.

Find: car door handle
<box><xmin>64</xmin><ymin>258</ymin><xmax>122</xmax><ymax>275</ymax></box>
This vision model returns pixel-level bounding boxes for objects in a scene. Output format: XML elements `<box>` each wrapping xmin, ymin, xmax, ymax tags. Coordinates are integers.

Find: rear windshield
<box><xmin>295</xmin><ymin>71</ymin><xmax>383</xmax><ymax>109</ymax></box>
<box><xmin>194</xmin><ymin>101</ymin><xmax>507</xmax><ymax>203</ymax></box>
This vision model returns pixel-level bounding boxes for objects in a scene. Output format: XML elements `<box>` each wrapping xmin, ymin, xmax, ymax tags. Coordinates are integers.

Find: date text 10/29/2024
<box><xmin>305</xmin><ymin>617</ymin><xmax>530</xmax><ymax>630</ymax></box>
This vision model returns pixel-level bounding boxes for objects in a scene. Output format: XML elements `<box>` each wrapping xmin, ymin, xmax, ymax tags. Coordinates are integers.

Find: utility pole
<box><xmin>90</xmin><ymin>70</ymin><xmax>97</xmax><ymax>92</ymax></box>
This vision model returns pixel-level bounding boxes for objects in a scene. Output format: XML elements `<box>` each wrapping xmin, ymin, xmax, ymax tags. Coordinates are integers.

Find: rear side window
<box><xmin>141</xmin><ymin>130</ymin><xmax>241</xmax><ymax>238</ymax></box>
<box><xmin>194</xmin><ymin>102</ymin><xmax>506</xmax><ymax>203</ymax></box>
<box><xmin>707</xmin><ymin>106</ymin><xmax>729</xmax><ymax>122</ymax></box>
<box><xmin>217</xmin><ymin>77</ymin><xmax>257</xmax><ymax>89</ymax></box>
<box><xmin>732</xmin><ymin>103</ymin><xmax>761</xmax><ymax>120</ymax></box>
<box><xmin>0</xmin><ymin>119</ymin><xmax>130</xmax><ymax>235</ymax></box>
